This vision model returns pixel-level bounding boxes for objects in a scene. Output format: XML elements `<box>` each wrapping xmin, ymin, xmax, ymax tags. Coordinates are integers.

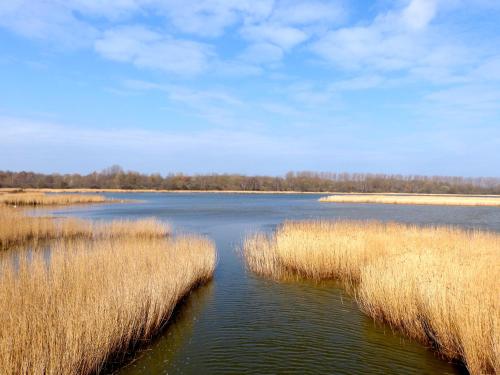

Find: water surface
<box><xmin>51</xmin><ymin>193</ymin><xmax>500</xmax><ymax>374</ymax></box>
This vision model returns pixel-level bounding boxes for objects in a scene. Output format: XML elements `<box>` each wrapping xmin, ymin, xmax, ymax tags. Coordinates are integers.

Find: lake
<box><xmin>50</xmin><ymin>193</ymin><xmax>500</xmax><ymax>374</ymax></box>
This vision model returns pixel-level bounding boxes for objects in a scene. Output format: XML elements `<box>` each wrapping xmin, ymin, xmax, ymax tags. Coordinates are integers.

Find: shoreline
<box><xmin>319</xmin><ymin>194</ymin><xmax>500</xmax><ymax>206</ymax></box>
<box><xmin>2</xmin><ymin>188</ymin><xmax>500</xmax><ymax>197</ymax></box>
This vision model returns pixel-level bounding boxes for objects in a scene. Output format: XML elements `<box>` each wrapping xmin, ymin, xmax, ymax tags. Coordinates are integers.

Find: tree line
<box><xmin>1</xmin><ymin>166</ymin><xmax>499</xmax><ymax>194</ymax></box>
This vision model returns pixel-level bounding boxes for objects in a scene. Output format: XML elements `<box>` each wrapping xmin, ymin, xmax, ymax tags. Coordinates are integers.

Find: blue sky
<box><xmin>0</xmin><ymin>0</ymin><xmax>499</xmax><ymax>176</ymax></box>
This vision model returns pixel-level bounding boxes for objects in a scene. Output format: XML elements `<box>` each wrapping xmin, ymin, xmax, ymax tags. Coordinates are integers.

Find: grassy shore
<box><xmin>1</xmin><ymin>188</ymin><xmax>335</xmax><ymax>195</ymax></box>
<box><xmin>319</xmin><ymin>194</ymin><xmax>500</xmax><ymax>206</ymax></box>
<box><xmin>0</xmin><ymin>236</ymin><xmax>215</xmax><ymax>375</ymax></box>
<box><xmin>0</xmin><ymin>192</ymin><xmax>111</xmax><ymax>206</ymax></box>
<box><xmin>0</xmin><ymin>205</ymin><xmax>216</xmax><ymax>374</ymax></box>
<box><xmin>0</xmin><ymin>206</ymin><xmax>169</xmax><ymax>250</ymax></box>
<box><xmin>244</xmin><ymin>221</ymin><xmax>499</xmax><ymax>374</ymax></box>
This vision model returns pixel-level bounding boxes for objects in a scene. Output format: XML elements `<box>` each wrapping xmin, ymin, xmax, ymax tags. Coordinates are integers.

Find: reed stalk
<box><xmin>0</xmin><ymin>236</ymin><xmax>215</xmax><ymax>374</ymax></box>
<box><xmin>244</xmin><ymin>221</ymin><xmax>500</xmax><ymax>374</ymax></box>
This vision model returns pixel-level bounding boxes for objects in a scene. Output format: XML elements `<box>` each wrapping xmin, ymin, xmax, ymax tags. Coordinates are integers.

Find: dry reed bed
<box><xmin>0</xmin><ymin>206</ymin><xmax>170</xmax><ymax>250</ymax></box>
<box><xmin>0</xmin><ymin>236</ymin><xmax>216</xmax><ymax>375</ymax></box>
<box><xmin>0</xmin><ymin>197</ymin><xmax>215</xmax><ymax>374</ymax></box>
<box><xmin>0</xmin><ymin>192</ymin><xmax>108</xmax><ymax>206</ymax></box>
<box><xmin>244</xmin><ymin>221</ymin><xmax>500</xmax><ymax>374</ymax></box>
<box><xmin>319</xmin><ymin>194</ymin><xmax>500</xmax><ymax>206</ymax></box>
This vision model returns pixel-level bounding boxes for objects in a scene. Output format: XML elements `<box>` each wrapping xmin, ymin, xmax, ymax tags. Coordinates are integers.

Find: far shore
<box><xmin>1</xmin><ymin>188</ymin><xmax>500</xmax><ymax>197</ymax></box>
<box><xmin>320</xmin><ymin>194</ymin><xmax>500</xmax><ymax>206</ymax></box>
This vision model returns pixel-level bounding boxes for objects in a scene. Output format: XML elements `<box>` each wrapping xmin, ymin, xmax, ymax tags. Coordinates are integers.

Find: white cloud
<box><xmin>238</xmin><ymin>42</ymin><xmax>284</xmax><ymax>64</ymax></box>
<box><xmin>212</xmin><ymin>60</ymin><xmax>263</xmax><ymax>76</ymax></box>
<box><xmin>308</xmin><ymin>0</ymin><xmax>497</xmax><ymax>90</ymax></box>
<box><xmin>330</xmin><ymin>75</ymin><xmax>385</xmax><ymax>91</ymax></box>
<box><xmin>0</xmin><ymin>0</ymin><xmax>346</xmax><ymax>73</ymax></box>
<box><xmin>0</xmin><ymin>0</ymin><xmax>98</xmax><ymax>47</ymax></box>
<box><xmin>269</xmin><ymin>0</ymin><xmax>344</xmax><ymax>25</ymax></box>
<box><xmin>122</xmin><ymin>79</ymin><xmax>243</xmax><ymax>106</ymax></box>
<box><xmin>241</xmin><ymin>23</ymin><xmax>308</xmax><ymax>50</ymax></box>
<box><xmin>3</xmin><ymin>113</ymin><xmax>497</xmax><ymax>176</ymax></box>
<box><xmin>94</xmin><ymin>26</ymin><xmax>213</xmax><ymax>75</ymax></box>
<box><xmin>260</xmin><ymin>102</ymin><xmax>302</xmax><ymax>117</ymax></box>
<box><xmin>0</xmin><ymin>0</ymin><xmax>341</xmax><ymax>72</ymax></box>
<box><xmin>121</xmin><ymin>79</ymin><xmax>247</xmax><ymax>127</ymax></box>
<box><xmin>401</xmin><ymin>0</ymin><xmax>438</xmax><ymax>30</ymax></box>
<box><xmin>0</xmin><ymin>116</ymin><xmax>312</xmax><ymax>174</ymax></box>
<box><xmin>237</xmin><ymin>0</ymin><xmax>344</xmax><ymax>63</ymax></box>
<box><xmin>67</xmin><ymin>0</ymin><xmax>153</xmax><ymax>18</ymax></box>
<box><xmin>425</xmin><ymin>84</ymin><xmax>500</xmax><ymax>116</ymax></box>
<box><xmin>161</xmin><ymin>0</ymin><xmax>344</xmax><ymax>40</ymax></box>
<box><xmin>311</xmin><ymin>0</ymin><xmax>438</xmax><ymax>72</ymax></box>
<box><xmin>286</xmin><ymin>82</ymin><xmax>337</xmax><ymax>106</ymax></box>
<box><xmin>159</xmin><ymin>0</ymin><xmax>273</xmax><ymax>37</ymax></box>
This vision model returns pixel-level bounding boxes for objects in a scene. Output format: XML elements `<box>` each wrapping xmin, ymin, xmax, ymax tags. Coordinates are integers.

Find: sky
<box><xmin>0</xmin><ymin>0</ymin><xmax>499</xmax><ymax>176</ymax></box>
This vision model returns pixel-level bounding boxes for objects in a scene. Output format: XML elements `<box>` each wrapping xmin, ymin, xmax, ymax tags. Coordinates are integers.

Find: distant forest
<box><xmin>1</xmin><ymin>166</ymin><xmax>499</xmax><ymax>194</ymax></box>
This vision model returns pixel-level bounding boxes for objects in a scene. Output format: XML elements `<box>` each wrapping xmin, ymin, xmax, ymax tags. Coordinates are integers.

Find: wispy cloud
<box><xmin>121</xmin><ymin>79</ymin><xmax>246</xmax><ymax>127</ymax></box>
<box><xmin>309</xmin><ymin>0</ymin><xmax>492</xmax><ymax>85</ymax></box>
<box><xmin>311</xmin><ymin>0</ymin><xmax>441</xmax><ymax>71</ymax></box>
<box><xmin>0</xmin><ymin>1</ymin><xmax>499</xmax><ymax>175</ymax></box>
<box><xmin>240</xmin><ymin>24</ymin><xmax>308</xmax><ymax>50</ymax></box>
<box><xmin>95</xmin><ymin>26</ymin><xmax>213</xmax><ymax>75</ymax></box>
<box><xmin>238</xmin><ymin>42</ymin><xmax>284</xmax><ymax>64</ymax></box>
<box><xmin>0</xmin><ymin>116</ymin><xmax>313</xmax><ymax>173</ymax></box>
<box><xmin>0</xmin><ymin>1</ymin><xmax>98</xmax><ymax>48</ymax></box>
<box><xmin>2</xmin><ymin>114</ymin><xmax>497</xmax><ymax>176</ymax></box>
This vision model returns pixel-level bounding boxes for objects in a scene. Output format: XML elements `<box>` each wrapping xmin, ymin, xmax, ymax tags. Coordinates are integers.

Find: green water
<box><xmin>50</xmin><ymin>192</ymin><xmax>498</xmax><ymax>374</ymax></box>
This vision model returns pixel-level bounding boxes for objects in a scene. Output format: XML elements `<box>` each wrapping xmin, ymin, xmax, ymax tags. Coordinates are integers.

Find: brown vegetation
<box><xmin>0</xmin><ymin>203</ymin><xmax>214</xmax><ymax>374</ymax></box>
<box><xmin>0</xmin><ymin>236</ymin><xmax>216</xmax><ymax>375</ymax></box>
<box><xmin>0</xmin><ymin>206</ymin><xmax>169</xmax><ymax>250</ymax></box>
<box><xmin>243</xmin><ymin>221</ymin><xmax>500</xmax><ymax>374</ymax></box>
<box><xmin>0</xmin><ymin>192</ymin><xmax>108</xmax><ymax>206</ymax></box>
<box><xmin>319</xmin><ymin>194</ymin><xmax>500</xmax><ymax>206</ymax></box>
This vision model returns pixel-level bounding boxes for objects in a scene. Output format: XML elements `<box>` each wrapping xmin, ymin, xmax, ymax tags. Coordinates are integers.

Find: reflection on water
<box><xmin>118</xmin><ymin>282</ymin><xmax>215</xmax><ymax>374</ymax></box>
<box><xmin>0</xmin><ymin>241</ymin><xmax>53</xmax><ymax>272</ymax></box>
<box><xmin>48</xmin><ymin>193</ymin><xmax>496</xmax><ymax>374</ymax></box>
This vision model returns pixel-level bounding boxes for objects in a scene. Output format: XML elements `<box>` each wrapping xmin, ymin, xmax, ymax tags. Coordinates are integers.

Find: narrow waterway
<box><xmin>51</xmin><ymin>193</ymin><xmax>500</xmax><ymax>374</ymax></box>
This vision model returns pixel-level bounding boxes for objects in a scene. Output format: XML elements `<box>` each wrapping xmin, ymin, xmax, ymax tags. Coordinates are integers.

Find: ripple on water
<box><xmin>118</xmin><ymin>275</ymin><xmax>466</xmax><ymax>375</ymax></box>
<box><xmin>49</xmin><ymin>193</ymin><xmax>482</xmax><ymax>375</ymax></box>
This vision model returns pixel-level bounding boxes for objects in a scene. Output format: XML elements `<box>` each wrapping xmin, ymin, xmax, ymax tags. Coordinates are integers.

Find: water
<box><xmin>50</xmin><ymin>193</ymin><xmax>500</xmax><ymax>374</ymax></box>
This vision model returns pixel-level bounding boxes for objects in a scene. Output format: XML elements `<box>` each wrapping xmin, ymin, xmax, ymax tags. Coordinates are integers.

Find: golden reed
<box><xmin>0</xmin><ymin>206</ymin><xmax>169</xmax><ymax>250</ymax></box>
<box><xmin>0</xmin><ymin>236</ymin><xmax>216</xmax><ymax>375</ymax></box>
<box><xmin>0</xmin><ymin>206</ymin><xmax>216</xmax><ymax>374</ymax></box>
<box><xmin>0</xmin><ymin>192</ymin><xmax>108</xmax><ymax>206</ymax></box>
<box><xmin>244</xmin><ymin>221</ymin><xmax>500</xmax><ymax>374</ymax></box>
<box><xmin>319</xmin><ymin>194</ymin><xmax>500</xmax><ymax>206</ymax></box>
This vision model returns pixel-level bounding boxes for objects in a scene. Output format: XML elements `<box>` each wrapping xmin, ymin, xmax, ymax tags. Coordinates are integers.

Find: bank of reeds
<box><xmin>319</xmin><ymin>194</ymin><xmax>500</xmax><ymax>206</ymax></box>
<box><xmin>0</xmin><ymin>235</ymin><xmax>216</xmax><ymax>375</ymax></box>
<box><xmin>0</xmin><ymin>192</ymin><xmax>108</xmax><ymax>206</ymax></box>
<box><xmin>0</xmin><ymin>206</ymin><xmax>170</xmax><ymax>250</ymax></box>
<box><xmin>243</xmin><ymin>221</ymin><xmax>500</xmax><ymax>374</ymax></box>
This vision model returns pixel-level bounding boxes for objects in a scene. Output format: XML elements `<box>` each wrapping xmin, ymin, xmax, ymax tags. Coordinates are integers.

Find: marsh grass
<box><xmin>0</xmin><ymin>236</ymin><xmax>216</xmax><ymax>375</ymax></box>
<box><xmin>243</xmin><ymin>221</ymin><xmax>500</xmax><ymax>374</ymax></box>
<box><xmin>319</xmin><ymin>194</ymin><xmax>500</xmax><ymax>206</ymax></box>
<box><xmin>0</xmin><ymin>192</ymin><xmax>108</xmax><ymax>206</ymax></box>
<box><xmin>0</xmin><ymin>206</ymin><xmax>170</xmax><ymax>250</ymax></box>
<box><xmin>0</xmin><ymin>193</ymin><xmax>215</xmax><ymax>374</ymax></box>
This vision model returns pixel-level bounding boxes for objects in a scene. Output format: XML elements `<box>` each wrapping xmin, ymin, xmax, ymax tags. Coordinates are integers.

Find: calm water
<box><xmin>51</xmin><ymin>193</ymin><xmax>500</xmax><ymax>374</ymax></box>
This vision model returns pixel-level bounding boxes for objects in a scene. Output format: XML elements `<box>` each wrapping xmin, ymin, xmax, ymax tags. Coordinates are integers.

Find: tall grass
<box><xmin>0</xmin><ymin>206</ymin><xmax>170</xmax><ymax>250</ymax></box>
<box><xmin>319</xmin><ymin>194</ymin><xmax>500</xmax><ymax>206</ymax></box>
<box><xmin>0</xmin><ymin>192</ymin><xmax>108</xmax><ymax>206</ymax></box>
<box><xmin>0</xmin><ymin>236</ymin><xmax>216</xmax><ymax>375</ymax></box>
<box><xmin>243</xmin><ymin>221</ymin><xmax>500</xmax><ymax>374</ymax></box>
